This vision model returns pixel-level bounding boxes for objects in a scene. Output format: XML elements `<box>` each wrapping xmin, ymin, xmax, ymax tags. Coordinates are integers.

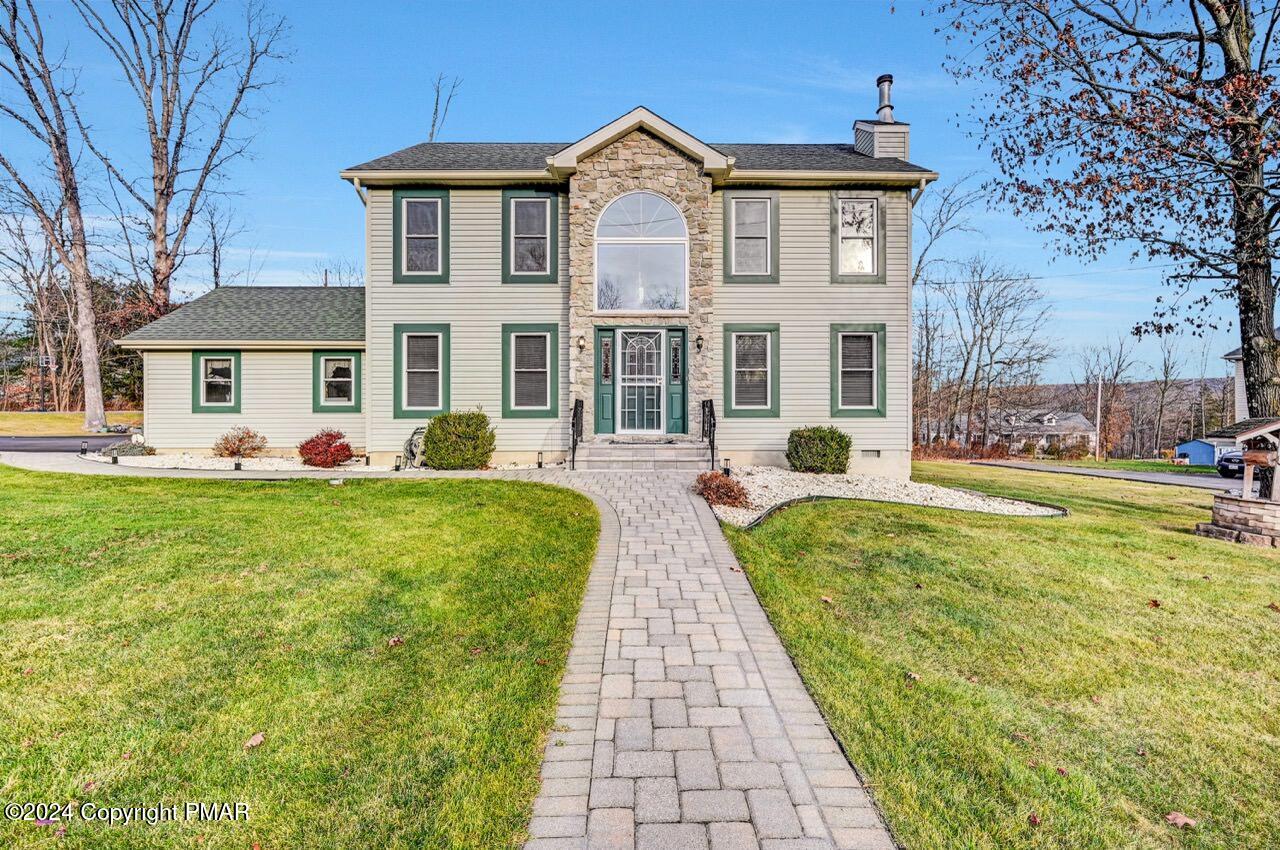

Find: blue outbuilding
<box><xmin>1175</xmin><ymin>439</ymin><xmax>1230</xmax><ymax>466</ymax></box>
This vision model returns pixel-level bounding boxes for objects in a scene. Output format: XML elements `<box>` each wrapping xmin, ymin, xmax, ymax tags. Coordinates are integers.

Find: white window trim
<box><xmin>319</xmin><ymin>355</ymin><xmax>356</xmax><ymax>406</ymax></box>
<box><xmin>837</xmin><ymin>332</ymin><xmax>877</xmax><ymax>410</ymax></box>
<box><xmin>730</xmin><ymin>196</ymin><xmax>771</xmax><ymax>277</ymax></box>
<box><xmin>200</xmin><ymin>355</ymin><xmax>235</xmax><ymax>407</ymax></box>
<box><xmin>401</xmin><ymin>332</ymin><xmax>443</xmax><ymax>411</ymax></box>
<box><xmin>402</xmin><ymin>197</ymin><xmax>442</xmax><ymax>276</ymax></box>
<box><xmin>837</xmin><ymin>198</ymin><xmax>878</xmax><ymax>277</ymax></box>
<box><xmin>731</xmin><ymin>331</ymin><xmax>771</xmax><ymax>410</ymax></box>
<box><xmin>510</xmin><ymin>332</ymin><xmax>552</xmax><ymax>410</ymax></box>
<box><xmin>594</xmin><ymin>190</ymin><xmax>689</xmax><ymax>315</ymax></box>
<box><xmin>510</xmin><ymin>197</ymin><xmax>551</xmax><ymax>276</ymax></box>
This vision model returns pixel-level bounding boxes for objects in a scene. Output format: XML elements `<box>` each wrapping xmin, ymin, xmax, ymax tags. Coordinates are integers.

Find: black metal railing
<box><xmin>700</xmin><ymin>399</ymin><xmax>717</xmax><ymax>470</ymax></box>
<box><xmin>570</xmin><ymin>398</ymin><xmax>583</xmax><ymax>470</ymax></box>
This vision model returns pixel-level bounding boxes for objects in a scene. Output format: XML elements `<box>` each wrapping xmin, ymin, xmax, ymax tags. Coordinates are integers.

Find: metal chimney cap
<box><xmin>876</xmin><ymin>73</ymin><xmax>894</xmax><ymax>85</ymax></box>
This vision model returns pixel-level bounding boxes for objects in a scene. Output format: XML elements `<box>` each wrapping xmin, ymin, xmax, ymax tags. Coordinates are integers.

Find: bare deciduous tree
<box><xmin>306</xmin><ymin>256</ymin><xmax>363</xmax><ymax>287</ymax></box>
<box><xmin>1152</xmin><ymin>334</ymin><xmax>1183</xmax><ymax>455</ymax></box>
<box><xmin>1075</xmin><ymin>336</ymin><xmax>1138</xmax><ymax>458</ymax></box>
<box><xmin>69</xmin><ymin>0</ymin><xmax>287</xmax><ymax>313</ymax></box>
<box><xmin>428</xmin><ymin>73</ymin><xmax>461</xmax><ymax>142</ymax></box>
<box><xmin>0</xmin><ymin>0</ymin><xmax>106</xmax><ymax>428</ymax></box>
<box><xmin>943</xmin><ymin>0</ymin><xmax>1280</xmax><ymax>418</ymax></box>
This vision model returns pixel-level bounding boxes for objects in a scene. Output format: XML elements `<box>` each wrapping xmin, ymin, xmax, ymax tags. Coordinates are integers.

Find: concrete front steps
<box><xmin>573</xmin><ymin>438</ymin><xmax>716</xmax><ymax>471</ymax></box>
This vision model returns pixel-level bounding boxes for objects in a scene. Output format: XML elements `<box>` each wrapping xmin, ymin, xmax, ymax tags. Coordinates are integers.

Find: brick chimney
<box><xmin>854</xmin><ymin>74</ymin><xmax>910</xmax><ymax>160</ymax></box>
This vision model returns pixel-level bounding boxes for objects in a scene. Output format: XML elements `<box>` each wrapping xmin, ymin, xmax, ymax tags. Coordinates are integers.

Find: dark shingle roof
<box><xmin>345</xmin><ymin>141</ymin><xmax>932</xmax><ymax>175</ymax></box>
<box><xmin>120</xmin><ymin>287</ymin><xmax>364</xmax><ymax>343</ymax></box>
<box><xmin>1223</xmin><ymin>328</ymin><xmax>1279</xmax><ymax>359</ymax></box>
<box><xmin>1207</xmin><ymin>417</ymin><xmax>1280</xmax><ymax>439</ymax></box>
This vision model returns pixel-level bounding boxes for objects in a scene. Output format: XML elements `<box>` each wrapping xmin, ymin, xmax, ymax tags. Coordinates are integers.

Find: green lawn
<box><xmin>723</xmin><ymin>462</ymin><xmax>1279</xmax><ymax>850</ymax></box>
<box><xmin>0</xmin><ymin>411</ymin><xmax>142</xmax><ymax>436</ymax></box>
<box><xmin>1038</xmin><ymin>458</ymin><xmax>1219</xmax><ymax>476</ymax></box>
<box><xmin>0</xmin><ymin>466</ymin><xmax>598</xmax><ymax>849</ymax></box>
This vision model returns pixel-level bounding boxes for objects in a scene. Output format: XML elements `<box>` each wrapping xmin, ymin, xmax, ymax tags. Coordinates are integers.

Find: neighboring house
<box><xmin>1224</xmin><ymin>328</ymin><xmax>1279</xmax><ymax>422</ymax></box>
<box><xmin>967</xmin><ymin>409</ymin><xmax>1096</xmax><ymax>454</ymax></box>
<box><xmin>120</xmin><ymin>79</ymin><xmax>936</xmax><ymax>476</ymax></box>
<box><xmin>1175</xmin><ymin>438</ymin><xmax>1234</xmax><ymax>466</ymax></box>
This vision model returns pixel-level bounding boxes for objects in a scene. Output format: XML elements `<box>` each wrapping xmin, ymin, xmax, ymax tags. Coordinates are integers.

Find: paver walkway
<box><xmin>0</xmin><ymin>454</ymin><xmax>897</xmax><ymax>849</ymax></box>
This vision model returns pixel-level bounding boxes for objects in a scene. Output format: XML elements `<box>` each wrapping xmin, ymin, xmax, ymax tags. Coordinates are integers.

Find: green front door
<box><xmin>595</xmin><ymin>328</ymin><xmax>687</xmax><ymax>435</ymax></box>
<box><xmin>665</xmin><ymin>329</ymin><xmax>686</xmax><ymax>434</ymax></box>
<box><xmin>594</xmin><ymin>328</ymin><xmax>614</xmax><ymax>435</ymax></box>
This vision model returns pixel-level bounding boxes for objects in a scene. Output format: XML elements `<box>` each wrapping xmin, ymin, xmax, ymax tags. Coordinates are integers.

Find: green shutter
<box><xmin>594</xmin><ymin>328</ymin><xmax>614</xmax><ymax>435</ymax></box>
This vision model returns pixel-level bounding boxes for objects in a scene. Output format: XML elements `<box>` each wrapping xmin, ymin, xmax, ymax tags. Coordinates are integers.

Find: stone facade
<box><xmin>568</xmin><ymin>129</ymin><xmax>714</xmax><ymax>439</ymax></box>
<box><xmin>1195</xmin><ymin>494</ymin><xmax>1280</xmax><ymax>547</ymax></box>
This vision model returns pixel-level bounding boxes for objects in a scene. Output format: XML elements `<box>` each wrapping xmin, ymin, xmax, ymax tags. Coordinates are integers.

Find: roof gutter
<box><xmin>119</xmin><ymin>339</ymin><xmax>366</xmax><ymax>351</ymax></box>
<box><xmin>718</xmin><ymin>169</ymin><xmax>940</xmax><ymax>188</ymax></box>
<box><xmin>340</xmin><ymin>169</ymin><xmax>562</xmax><ymax>185</ymax></box>
<box><xmin>341</xmin><ymin>168</ymin><xmax>940</xmax><ymax>188</ymax></box>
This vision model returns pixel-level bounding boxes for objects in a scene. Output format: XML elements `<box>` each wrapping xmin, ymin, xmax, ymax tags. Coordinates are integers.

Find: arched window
<box><xmin>595</xmin><ymin>191</ymin><xmax>687</xmax><ymax>312</ymax></box>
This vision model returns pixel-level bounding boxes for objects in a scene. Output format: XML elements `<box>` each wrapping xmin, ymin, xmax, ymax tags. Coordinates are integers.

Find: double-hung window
<box><xmin>830</xmin><ymin>323</ymin><xmax>886</xmax><ymax>417</ymax></box>
<box><xmin>394</xmin><ymin>323</ymin><xmax>450</xmax><ymax>418</ymax></box>
<box><xmin>502</xmin><ymin>323</ymin><xmax>559</xmax><ymax>418</ymax></box>
<box><xmin>191</xmin><ymin>350</ymin><xmax>240</xmax><ymax>413</ymax></box>
<box><xmin>723</xmin><ymin>324</ymin><xmax>779</xmax><ymax>417</ymax></box>
<box><xmin>312</xmin><ymin>351</ymin><xmax>362</xmax><ymax>413</ymax></box>
<box><xmin>724</xmin><ymin>191</ymin><xmax>778</xmax><ymax>283</ymax></box>
<box><xmin>394</xmin><ymin>190</ymin><xmax>449</xmax><ymax>283</ymax></box>
<box><xmin>503</xmin><ymin>190</ymin><xmax>558</xmax><ymax>283</ymax></box>
<box><xmin>831</xmin><ymin>192</ymin><xmax>884</xmax><ymax>283</ymax></box>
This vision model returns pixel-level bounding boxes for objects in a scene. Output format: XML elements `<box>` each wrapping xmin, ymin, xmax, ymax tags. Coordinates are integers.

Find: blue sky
<box><xmin>2</xmin><ymin>0</ymin><xmax>1239</xmax><ymax>382</ymax></box>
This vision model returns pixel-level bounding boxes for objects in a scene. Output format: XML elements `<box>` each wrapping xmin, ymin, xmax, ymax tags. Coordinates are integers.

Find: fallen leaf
<box><xmin>1164</xmin><ymin>811</ymin><xmax>1196</xmax><ymax>829</ymax></box>
<box><xmin>966</xmin><ymin>675</ymin><xmax>979</xmax><ymax>683</ymax></box>
<box><xmin>20</xmin><ymin>739</ymin><xmax>32</xmax><ymax>749</ymax></box>
<box><xmin>1056</xmin><ymin>767</ymin><xmax>1068</xmax><ymax>777</ymax></box>
<box><xmin>905</xmin><ymin>671</ymin><xmax>920</xmax><ymax>682</ymax></box>
<box><xmin>729</xmin><ymin>565</ymin><xmax>743</xmax><ymax>573</ymax></box>
<box><xmin>252</xmin><ymin>844</ymin><xmax>262</xmax><ymax>850</ymax></box>
<box><xmin>1267</xmin><ymin>602</ymin><xmax>1280</xmax><ymax>614</ymax></box>
<box><xmin>83</xmin><ymin>780</ymin><xmax>94</xmax><ymax>791</ymax></box>
<box><xmin>1011</xmin><ymin>731</ymin><xmax>1032</xmax><ymax>744</ymax></box>
<box><xmin>1028</xmin><ymin>812</ymin><xmax>1041</xmax><ymax>826</ymax></box>
<box><xmin>1027</xmin><ymin>759</ymin><xmax>1038</xmax><ymax>767</ymax></box>
<box><xmin>243</xmin><ymin>732</ymin><xmax>265</xmax><ymax>751</ymax></box>
<box><xmin>1136</xmin><ymin>748</ymin><xmax>1147</xmax><ymax>756</ymax></box>
<box><xmin>1090</xmin><ymin>695</ymin><xmax>1102</xmax><ymax>704</ymax></box>
<box><xmin>820</xmin><ymin>596</ymin><xmax>833</xmax><ymax>605</ymax></box>
<box><xmin>469</xmin><ymin>647</ymin><xmax>483</xmax><ymax>656</ymax></box>
<box><xmin>1147</xmin><ymin>599</ymin><xmax>1161</xmax><ymax>608</ymax></box>
<box><xmin>1201</xmin><ymin>574</ymin><xmax>1211</xmax><ymax>580</ymax></box>
<box><xmin>122</xmin><ymin>752</ymin><xmax>132</xmax><ymax>760</ymax></box>
<box><xmin>387</xmin><ymin>636</ymin><xmax>404</xmax><ymax>647</ymax></box>
<box><xmin>22</xmin><ymin>667</ymin><xmax>33</xmax><ymax>676</ymax></box>
<box><xmin>54</xmin><ymin>824</ymin><xmax>66</xmax><ymax>838</ymax></box>
<box><xmin>914</xmin><ymin>582</ymin><xmax>923</xmax><ymax>590</ymax></box>
<box><xmin>535</xmin><ymin>658</ymin><xmax>548</xmax><ymax>666</ymax></box>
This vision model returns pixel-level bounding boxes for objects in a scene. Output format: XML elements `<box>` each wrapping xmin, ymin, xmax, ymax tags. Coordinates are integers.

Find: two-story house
<box><xmin>121</xmin><ymin>78</ymin><xmax>936</xmax><ymax>477</ymax></box>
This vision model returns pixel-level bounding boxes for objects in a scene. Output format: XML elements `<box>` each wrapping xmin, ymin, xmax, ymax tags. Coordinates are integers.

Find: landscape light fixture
<box><xmin>722</xmin><ymin>457</ymin><xmax>731</xmax><ymax>477</ymax></box>
<box><xmin>80</xmin><ymin>440</ymin><xmax>87</xmax><ymax>456</ymax></box>
<box><xmin>111</xmin><ymin>448</ymin><xmax>118</xmax><ymax>465</ymax></box>
<box><xmin>394</xmin><ymin>455</ymin><xmax>402</xmax><ymax>472</ymax></box>
<box><xmin>537</xmin><ymin>451</ymin><xmax>544</xmax><ymax>469</ymax></box>
<box><xmin>234</xmin><ymin>460</ymin><xmax>242</xmax><ymax>471</ymax></box>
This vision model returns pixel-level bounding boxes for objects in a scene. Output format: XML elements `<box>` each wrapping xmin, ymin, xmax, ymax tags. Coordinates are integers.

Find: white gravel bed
<box><xmin>710</xmin><ymin>465</ymin><xmax>1064</xmax><ymax>527</ymax></box>
<box><xmin>85</xmin><ymin>452</ymin><xmax>390</xmax><ymax>472</ymax></box>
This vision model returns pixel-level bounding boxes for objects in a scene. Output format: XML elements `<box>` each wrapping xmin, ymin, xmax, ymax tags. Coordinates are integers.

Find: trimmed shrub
<box><xmin>693</xmin><ymin>471</ymin><xmax>750</xmax><ymax>508</ymax></box>
<box><xmin>1058</xmin><ymin>441</ymin><xmax>1090</xmax><ymax>460</ymax></box>
<box><xmin>298</xmin><ymin>429</ymin><xmax>354</xmax><ymax>468</ymax></box>
<box><xmin>212</xmin><ymin>426</ymin><xmax>268</xmax><ymax>458</ymax></box>
<box><xmin>786</xmin><ymin>426</ymin><xmax>852</xmax><ymax>474</ymax></box>
<box><xmin>419</xmin><ymin>410</ymin><xmax>496</xmax><ymax>470</ymax></box>
<box><xmin>101</xmin><ymin>439</ymin><xmax>155</xmax><ymax>457</ymax></box>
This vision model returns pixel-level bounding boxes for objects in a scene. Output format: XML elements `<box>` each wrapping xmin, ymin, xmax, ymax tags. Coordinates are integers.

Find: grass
<box><xmin>0</xmin><ymin>465</ymin><xmax>599</xmax><ymax>849</ymax></box>
<box><xmin>0</xmin><ymin>411</ymin><xmax>142</xmax><ymax>436</ymax></box>
<box><xmin>723</xmin><ymin>462</ymin><xmax>1279</xmax><ymax>850</ymax></box>
<box><xmin>1032</xmin><ymin>458</ymin><xmax>1219</xmax><ymax>476</ymax></box>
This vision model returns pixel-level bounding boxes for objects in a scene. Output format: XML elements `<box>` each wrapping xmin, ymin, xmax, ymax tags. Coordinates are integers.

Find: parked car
<box><xmin>1217</xmin><ymin>450</ymin><xmax>1245</xmax><ymax>478</ymax></box>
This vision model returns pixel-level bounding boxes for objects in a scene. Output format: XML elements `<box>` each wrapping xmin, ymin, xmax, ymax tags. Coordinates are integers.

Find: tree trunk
<box><xmin>1238</xmin><ymin>258</ymin><xmax>1279</xmax><ymax>417</ymax></box>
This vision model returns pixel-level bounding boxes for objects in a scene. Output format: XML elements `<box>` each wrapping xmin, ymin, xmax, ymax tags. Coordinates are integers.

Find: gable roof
<box><xmin>119</xmin><ymin>286</ymin><xmax>365</xmax><ymax>347</ymax></box>
<box><xmin>1206</xmin><ymin>416</ymin><xmax>1280</xmax><ymax>441</ymax></box>
<box><xmin>1223</xmin><ymin>328</ymin><xmax>1280</xmax><ymax>360</ymax></box>
<box><xmin>342</xmin><ymin>107</ymin><xmax>936</xmax><ymax>182</ymax></box>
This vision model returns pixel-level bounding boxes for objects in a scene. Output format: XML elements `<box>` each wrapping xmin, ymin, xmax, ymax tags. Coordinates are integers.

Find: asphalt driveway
<box><xmin>979</xmin><ymin>460</ymin><xmax>1256</xmax><ymax>493</ymax></box>
<box><xmin>0</xmin><ymin>435</ymin><xmax>122</xmax><ymax>453</ymax></box>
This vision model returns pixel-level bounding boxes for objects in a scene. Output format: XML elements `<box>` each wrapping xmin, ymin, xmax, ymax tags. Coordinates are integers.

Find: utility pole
<box><xmin>1094</xmin><ymin>376</ymin><xmax>1103</xmax><ymax>461</ymax></box>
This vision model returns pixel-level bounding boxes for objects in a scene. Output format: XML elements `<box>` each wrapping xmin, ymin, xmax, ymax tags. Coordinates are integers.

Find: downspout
<box><xmin>910</xmin><ymin>176</ymin><xmax>928</xmax><ymax>207</ymax></box>
<box><xmin>350</xmin><ymin>176</ymin><xmax>368</xmax><ymax>206</ymax></box>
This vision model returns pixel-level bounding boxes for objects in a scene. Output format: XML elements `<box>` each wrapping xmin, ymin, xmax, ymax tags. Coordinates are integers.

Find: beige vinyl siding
<box><xmin>1235</xmin><ymin>360</ymin><xmax>1248</xmax><ymax>422</ymax></box>
<box><xmin>712</xmin><ymin>188</ymin><xmax>911</xmax><ymax>457</ymax></box>
<box><xmin>365</xmin><ymin>188</ymin><xmax>569</xmax><ymax>453</ymax></box>
<box><xmin>142</xmin><ymin>349</ymin><xmax>366</xmax><ymax>450</ymax></box>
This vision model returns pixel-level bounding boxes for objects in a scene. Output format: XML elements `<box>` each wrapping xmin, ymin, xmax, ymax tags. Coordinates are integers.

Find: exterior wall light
<box><xmin>577</xmin><ymin>335</ymin><xmax>587</xmax><ymax>351</ymax></box>
<box><xmin>695</xmin><ymin>335</ymin><xmax>704</xmax><ymax>352</ymax></box>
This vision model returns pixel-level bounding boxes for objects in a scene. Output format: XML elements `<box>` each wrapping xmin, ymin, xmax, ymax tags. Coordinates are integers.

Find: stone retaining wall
<box><xmin>1195</xmin><ymin>494</ymin><xmax>1280</xmax><ymax>547</ymax></box>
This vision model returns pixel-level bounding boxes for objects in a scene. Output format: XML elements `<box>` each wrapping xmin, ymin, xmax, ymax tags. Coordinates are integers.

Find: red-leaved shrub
<box><xmin>693</xmin><ymin>471</ymin><xmax>750</xmax><ymax>508</ymax></box>
<box><xmin>212</xmin><ymin>426</ymin><xmax>268</xmax><ymax>458</ymax></box>
<box><xmin>298</xmin><ymin>429</ymin><xmax>354</xmax><ymax>468</ymax></box>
